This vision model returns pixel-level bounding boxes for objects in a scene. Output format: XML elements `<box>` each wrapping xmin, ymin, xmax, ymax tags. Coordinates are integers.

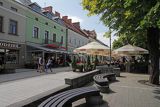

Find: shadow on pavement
<box><xmin>74</xmin><ymin>101</ymin><xmax>110</xmax><ymax>107</ymax></box>
<box><xmin>119</xmin><ymin>75</ymin><xmax>126</xmax><ymax>78</ymax></box>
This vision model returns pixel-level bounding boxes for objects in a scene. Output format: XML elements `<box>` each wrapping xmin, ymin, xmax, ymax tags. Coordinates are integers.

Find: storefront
<box><xmin>26</xmin><ymin>43</ymin><xmax>69</xmax><ymax>68</ymax></box>
<box><xmin>0</xmin><ymin>41</ymin><xmax>25</xmax><ymax>71</ymax></box>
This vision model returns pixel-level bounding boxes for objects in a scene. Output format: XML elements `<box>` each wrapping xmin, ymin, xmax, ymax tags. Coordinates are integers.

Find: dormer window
<box><xmin>29</xmin><ymin>2</ymin><xmax>41</xmax><ymax>13</ymax></box>
<box><xmin>11</xmin><ymin>7</ymin><xmax>17</xmax><ymax>12</ymax></box>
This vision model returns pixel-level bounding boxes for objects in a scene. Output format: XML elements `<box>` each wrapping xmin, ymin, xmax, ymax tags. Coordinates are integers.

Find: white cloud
<box><xmin>68</xmin><ymin>15</ymin><xmax>84</xmax><ymax>23</ymax></box>
<box><xmin>97</xmin><ymin>32</ymin><xmax>118</xmax><ymax>48</ymax></box>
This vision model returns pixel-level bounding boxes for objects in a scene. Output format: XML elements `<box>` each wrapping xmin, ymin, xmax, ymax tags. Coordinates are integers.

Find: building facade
<box><xmin>62</xmin><ymin>16</ymin><xmax>89</xmax><ymax>53</ymax></box>
<box><xmin>0</xmin><ymin>0</ymin><xmax>26</xmax><ymax>69</ymax></box>
<box><xmin>16</xmin><ymin>1</ymin><xmax>68</xmax><ymax>63</ymax></box>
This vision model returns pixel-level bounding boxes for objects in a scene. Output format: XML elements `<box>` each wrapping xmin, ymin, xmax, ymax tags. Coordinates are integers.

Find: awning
<box><xmin>27</xmin><ymin>43</ymin><xmax>68</xmax><ymax>53</ymax></box>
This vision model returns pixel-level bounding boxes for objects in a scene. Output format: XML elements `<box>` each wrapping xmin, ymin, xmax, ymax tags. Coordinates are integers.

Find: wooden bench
<box><xmin>38</xmin><ymin>86</ymin><xmax>103</xmax><ymax>107</ymax></box>
<box><xmin>93</xmin><ymin>73</ymin><xmax>116</xmax><ymax>93</ymax></box>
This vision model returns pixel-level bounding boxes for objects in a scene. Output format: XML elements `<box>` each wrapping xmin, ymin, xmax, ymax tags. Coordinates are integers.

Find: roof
<box><xmin>62</xmin><ymin>19</ymin><xmax>88</xmax><ymax>38</ymax></box>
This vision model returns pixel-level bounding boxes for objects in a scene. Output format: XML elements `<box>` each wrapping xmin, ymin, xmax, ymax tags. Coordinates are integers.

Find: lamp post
<box><xmin>109</xmin><ymin>30</ymin><xmax>112</xmax><ymax>66</ymax></box>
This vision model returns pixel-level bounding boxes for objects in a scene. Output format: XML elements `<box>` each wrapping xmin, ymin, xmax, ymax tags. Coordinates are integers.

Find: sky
<box><xmin>31</xmin><ymin>0</ymin><xmax>118</xmax><ymax>47</ymax></box>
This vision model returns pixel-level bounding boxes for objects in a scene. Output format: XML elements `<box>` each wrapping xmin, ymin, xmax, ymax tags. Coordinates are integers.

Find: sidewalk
<box><xmin>73</xmin><ymin>73</ymin><xmax>160</xmax><ymax>107</ymax></box>
<box><xmin>0</xmin><ymin>67</ymin><xmax>79</xmax><ymax>107</ymax></box>
<box><xmin>0</xmin><ymin>67</ymin><xmax>72</xmax><ymax>83</ymax></box>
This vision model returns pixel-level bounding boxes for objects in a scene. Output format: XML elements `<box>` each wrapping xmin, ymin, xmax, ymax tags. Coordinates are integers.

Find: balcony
<box><xmin>42</xmin><ymin>39</ymin><xmax>62</xmax><ymax>48</ymax></box>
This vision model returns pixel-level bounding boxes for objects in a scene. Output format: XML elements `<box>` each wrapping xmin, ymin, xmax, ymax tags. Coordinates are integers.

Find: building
<box><xmin>0</xmin><ymin>0</ymin><xmax>26</xmax><ymax>69</ymax></box>
<box><xmin>16</xmin><ymin>1</ymin><xmax>68</xmax><ymax>63</ymax></box>
<box><xmin>83</xmin><ymin>29</ymin><xmax>97</xmax><ymax>42</ymax></box>
<box><xmin>62</xmin><ymin>16</ymin><xmax>89</xmax><ymax>53</ymax></box>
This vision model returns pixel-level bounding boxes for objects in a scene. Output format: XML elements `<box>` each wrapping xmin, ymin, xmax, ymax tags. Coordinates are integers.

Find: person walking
<box><xmin>38</xmin><ymin>57</ymin><xmax>44</xmax><ymax>73</ymax></box>
<box><xmin>46</xmin><ymin>57</ymin><xmax>53</xmax><ymax>72</ymax></box>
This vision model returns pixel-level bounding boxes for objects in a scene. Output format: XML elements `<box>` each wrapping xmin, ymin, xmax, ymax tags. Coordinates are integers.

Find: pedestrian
<box><xmin>46</xmin><ymin>57</ymin><xmax>53</xmax><ymax>72</ymax></box>
<box><xmin>38</xmin><ymin>57</ymin><xmax>44</xmax><ymax>73</ymax></box>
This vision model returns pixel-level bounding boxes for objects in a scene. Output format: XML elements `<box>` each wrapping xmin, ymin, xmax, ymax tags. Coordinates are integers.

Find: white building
<box><xmin>62</xmin><ymin>16</ymin><xmax>89</xmax><ymax>53</ymax></box>
<box><xmin>0</xmin><ymin>0</ymin><xmax>26</xmax><ymax>69</ymax></box>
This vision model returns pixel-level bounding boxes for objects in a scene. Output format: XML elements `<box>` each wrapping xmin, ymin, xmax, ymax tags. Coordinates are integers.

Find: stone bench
<box><xmin>93</xmin><ymin>73</ymin><xmax>116</xmax><ymax>93</ymax></box>
<box><xmin>38</xmin><ymin>86</ymin><xmax>103</xmax><ymax>107</ymax></box>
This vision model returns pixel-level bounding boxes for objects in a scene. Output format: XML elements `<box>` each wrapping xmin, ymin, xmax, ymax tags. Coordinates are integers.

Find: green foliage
<box><xmin>94</xmin><ymin>55</ymin><xmax>99</xmax><ymax>66</ymax></box>
<box><xmin>72</xmin><ymin>56</ymin><xmax>77</xmax><ymax>68</ymax></box>
<box><xmin>112</xmin><ymin>32</ymin><xmax>147</xmax><ymax>49</ymax></box>
<box><xmin>87</xmin><ymin>56</ymin><xmax>91</xmax><ymax>66</ymax></box>
<box><xmin>81</xmin><ymin>0</ymin><xmax>160</xmax><ymax>33</ymax></box>
<box><xmin>103</xmin><ymin>29</ymin><xmax>112</xmax><ymax>38</ymax></box>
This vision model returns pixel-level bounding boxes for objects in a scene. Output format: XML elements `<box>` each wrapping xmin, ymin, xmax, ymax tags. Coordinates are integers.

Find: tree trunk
<box><xmin>147</xmin><ymin>27</ymin><xmax>159</xmax><ymax>85</ymax></box>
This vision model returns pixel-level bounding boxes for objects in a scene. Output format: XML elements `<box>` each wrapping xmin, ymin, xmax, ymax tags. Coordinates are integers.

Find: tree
<box><xmin>103</xmin><ymin>29</ymin><xmax>112</xmax><ymax>65</ymax></box>
<box><xmin>82</xmin><ymin>0</ymin><xmax>159</xmax><ymax>84</ymax></box>
<box><xmin>112</xmin><ymin>32</ymin><xmax>147</xmax><ymax>49</ymax></box>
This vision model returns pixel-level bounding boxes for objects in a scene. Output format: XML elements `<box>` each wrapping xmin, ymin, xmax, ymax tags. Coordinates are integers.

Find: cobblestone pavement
<box><xmin>73</xmin><ymin>73</ymin><xmax>160</xmax><ymax>107</ymax></box>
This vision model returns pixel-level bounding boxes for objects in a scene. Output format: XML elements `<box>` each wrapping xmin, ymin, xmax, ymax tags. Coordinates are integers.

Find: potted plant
<box><xmin>72</xmin><ymin>56</ymin><xmax>77</xmax><ymax>72</ymax></box>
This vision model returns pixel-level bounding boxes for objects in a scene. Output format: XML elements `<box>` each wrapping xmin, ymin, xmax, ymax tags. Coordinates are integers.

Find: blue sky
<box><xmin>31</xmin><ymin>0</ymin><xmax>117</xmax><ymax>46</ymax></box>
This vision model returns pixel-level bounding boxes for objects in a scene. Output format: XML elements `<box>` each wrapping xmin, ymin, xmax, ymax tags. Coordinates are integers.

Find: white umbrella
<box><xmin>74</xmin><ymin>41</ymin><xmax>110</xmax><ymax>56</ymax></box>
<box><xmin>113</xmin><ymin>44</ymin><xmax>149</xmax><ymax>56</ymax></box>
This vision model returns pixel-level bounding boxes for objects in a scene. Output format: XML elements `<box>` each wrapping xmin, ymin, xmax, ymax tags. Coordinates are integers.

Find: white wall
<box><xmin>67</xmin><ymin>29</ymin><xmax>89</xmax><ymax>52</ymax></box>
<box><xmin>0</xmin><ymin>0</ymin><xmax>26</xmax><ymax>44</ymax></box>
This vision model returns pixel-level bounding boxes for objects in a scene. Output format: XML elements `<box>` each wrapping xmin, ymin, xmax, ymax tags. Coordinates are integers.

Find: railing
<box><xmin>42</xmin><ymin>39</ymin><xmax>62</xmax><ymax>47</ymax></box>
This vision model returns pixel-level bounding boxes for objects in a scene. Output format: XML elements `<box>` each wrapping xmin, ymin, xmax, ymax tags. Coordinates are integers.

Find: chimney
<box><xmin>55</xmin><ymin>11</ymin><xmax>60</xmax><ymax>18</ymax></box>
<box><xmin>68</xmin><ymin>19</ymin><xmax>72</xmax><ymax>24</ymax></box>
<box><xmin>73</xmin><ymin>22</ymin><xmax>80</xmax><ymax>28</ymax></box>
<box><xmin>62</xmin><ymin>16</ymin><xmax>68</xmax><ymax>21</ymax></box>
<box><xmin>43</xmin><ymin>6</ymin><xmax>52</xmax><ymax>12</ymax></box>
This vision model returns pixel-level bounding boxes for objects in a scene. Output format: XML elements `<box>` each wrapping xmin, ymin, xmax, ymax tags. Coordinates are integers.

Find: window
<box><xmin>11</xmin><ymin>7</ymin><xmax>17</xmax><ymax>12</ymax></box>
<box><xmin>44</xmin><ymin>31</ymin><xmax>49</xmax><ymax>44</ymax></box>
<box><xmin>69</xmin><ymin>37</ymin><xmax>71</xmax><ymax>43</ymax></box>
<box><xmin>0</xmin><ymin>16</ymin><xmax>3</xmax><ymax>32</ymax></box>
<box><xmin>9</xmin><ymin>20</ymin><xmax>18</xmax><ymax>35</ymax></box>
<box><xmin>33</xmin><ymin>27</ymin><xmax>39</xmax><ymax>38</ymax></box>
<box><xmin>61</xmin><ymin>36</ymin><xmax>63</xmax><ymax>44</ymax></box>
<box><xmin>35</xmin><ymin>17</ymin><xmax>38</xmax><ymax>21</ymax></box>
<box><xmin>45</xmin><ymin>22</ymin><xmax>48</xmax><ymax>25</ymax></box>
<box><xmin>74</xmin><ymin>38</ymin><xmax>76</xmax><ymax>45</ymax></box>
<box><xmin>6</xmin><ymin>49</ymin><xmax>19</xmax><ymax>64</ymax></box>
<box><xmin>0</xmin><ymin>2</ymin><xmax>3</xmax><ymax>6</ymax></box>
<box><xmin>54</xmin><ymin>26</ymin><xmax>56</xmax><ymax>29</ymax></box>
<box><xmin>79</xmin><ymin>40</ymin><xmax>80</xmax><ymax>45</ymax></box>
<box><xmin>53</xmin><ymin>33</ymin><xmax>56</xmax><ymax>42</ymax></box>
<box><xmin>61</xmin><ymin>29</ymin><xmax>63</xmax><ymax>32</ymax></box>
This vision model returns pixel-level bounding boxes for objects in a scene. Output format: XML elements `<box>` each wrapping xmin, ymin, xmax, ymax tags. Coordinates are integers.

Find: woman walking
<box><xmin>46</xmin><ymin>57</ymin><xmax>53</xmax><ymax>72</ymax></box>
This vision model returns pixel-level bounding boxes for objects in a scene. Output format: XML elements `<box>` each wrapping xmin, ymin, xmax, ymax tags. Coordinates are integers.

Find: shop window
<box><xmin>11</xmin><ymin>7</ymin><xmax>18</xmax><ymax>12</ymax></box>
<box><xmin>6</xmin><ymin>49</ymin><xmax>19</xmax><ymax>64</ymax></box>
<box><xmin>33</xmin><ymin>26</ymin><xmax>39</xmax><ymax>38</ymax></box>
<box><xmin>0</xmin><ymin>16</ymin><xmax>3</xmax><ymax>32</ymax></box>
<box><xmin>53</xmin><ymin>33</ymin><xmax>56</xmax><ymax>42</ymax></box>
<box><xmin>9</xmin><ymin>19</ymin><xmax>18</xmax><ymax>35</ymax></box>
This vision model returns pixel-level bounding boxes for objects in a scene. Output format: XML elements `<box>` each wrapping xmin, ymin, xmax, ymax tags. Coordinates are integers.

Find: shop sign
<box><xmin>0</xmin><ymin>41</ymin><xmax>20</xmax><ymax>49</ymax></box>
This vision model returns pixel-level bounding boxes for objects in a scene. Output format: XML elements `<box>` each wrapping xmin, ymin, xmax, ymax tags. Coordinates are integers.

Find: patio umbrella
<box><xmin>112</xmin><ymin>44</ymin><xmax>149</xmax><ymax>56</ymax></box>
<box><xmin>74</xmin><ymin>41</ymin><xmax>110</xmax><ymax>56</ymax></box>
